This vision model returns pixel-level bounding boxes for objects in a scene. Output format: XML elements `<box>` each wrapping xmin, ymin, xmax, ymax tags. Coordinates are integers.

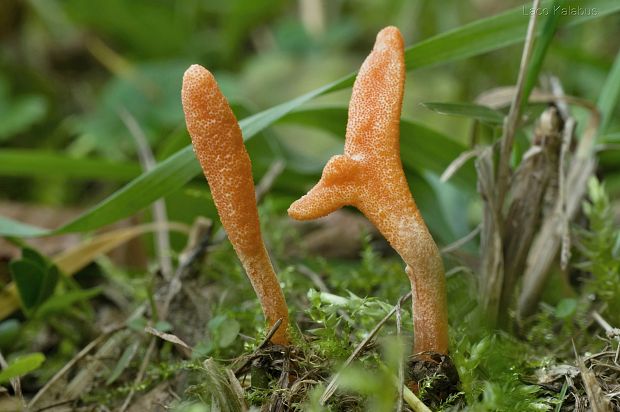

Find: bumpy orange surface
<box><xmin>182</xmin><ymin>65</ymin><xmax>289</xmax><ymax>345</ymax></box>
<box><xmin>288</xmin><ymin>27</ymin><xmax>448</xmax><ymax>354</ymax></box>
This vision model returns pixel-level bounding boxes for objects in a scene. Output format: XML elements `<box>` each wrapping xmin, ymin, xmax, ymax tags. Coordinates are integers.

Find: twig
<box><xmin>445</xmin><ymin>266</ymin><xmax>472</xmax><ymax>278</ymax></box>
<box><xmin>160</xmin><ymin>222</ymin><xmax>213</xmax><ymax>319</ymax></box>
<box><xmin>119</xmin><ymin>337</ymin><xmax>156</xmax><ymax>412</ymax></box>
<box><xmin>380</xmin><ymin>362</ymin><xmax>432</xmax><ymax>412</ymax></box>
<box><xmin>591</xmin><ymin>310</ymin><xmax>620</xmax><ymax>363</ymax></box>
<box><xmin>297</xmin><ymin>264</ymin><xmax>330</xmax><ymax>292</ymax></box>
<box><xmin>320</xmin><ymin>292</ymin><xmax>412</xmax><ymax>405</ymax></box>
<box><xmin>558</xmin><ymin>118</ymin><xmax>575</xmax><ymax>269</ymax></box>
<box><xmin>550</xmin><ymin>76</ymin><xmax>570</xmax><ymax>120</ymax></box>
<box><xmin>124</xmin><ymin>257</ymin><xmax>211</xmax><ymax>411</ymax></box>
<box><xmin>592</xmin><ymin>311</ymin><xmax>612</xmax><ymax>333</ymax></box>
<box><xmin>496</xmin><ymin>0</ymin><xmax>542</xmax><ymax>207</ymax></box>
<box><xmin>28</xmin><ymin>324</ymin><xmax>124</xmax><ymax>408</ymax></box>
<box><xmin>440</xmin><ymin>224</ymin><xmax>481</xmax><ymax>255</ymax></box>
<box><xmin>119</xmin><ymin>223</ymin><xmax>213</xmax><ymax>411</ymax></box>
<box><xmin>402</xmin><ymin>384</ymin><xmax>432</xmax><ymax>412</ymax></box>
<box><xmin>233</xmin><ymin>318</ymin><xmax>284</xmax><ymax>375</ymax></box>
<box><xmin>257</xmin><ymin>318</ymin><xmax>284</xmax><ymax>350</ymax></box>
<box><xmin>119</xmin><ymin>108</ymin><xmax>173</xmax><ymax>280</ymax></box>
<box><xmin>440</xmin><ymin>148</ymin><xmax>483</xmax><ymax>183</ymax></box>
<box><xmin>574</xmin><ymin>341</ymin><xmax>613</xmax><ymax>412</ymax></box>
<box><xmin>34</xmin><ymin>399</ymin><xmax>75</xmax><ymax>412</ymax></box>
<box><xmin>255</xmin><ymin>159</ymin><xmax>285</xmax><ymax>202</ymax></box>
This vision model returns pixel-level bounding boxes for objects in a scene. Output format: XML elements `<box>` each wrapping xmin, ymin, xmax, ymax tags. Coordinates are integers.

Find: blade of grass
<box><xmin>421</xmin><ymin>102</ymin><xmax>504</xmax><ymax>124</ymax></box>
<box><xmin>598</xmin><ymin>50</ymin><xmax>620</xmax><ymax>133</ymax></box>
<box><xmin>522</xmin><ymin>0</ymin><xmax>563</xmax><ymax>105</ymax></box>
<box><xmin>0</xmin><ymin>150</ymin><xmax>140</xmax><ymax>181</ymax></box>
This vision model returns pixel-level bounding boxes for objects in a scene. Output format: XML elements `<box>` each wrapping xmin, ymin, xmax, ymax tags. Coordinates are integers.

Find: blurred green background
<box><xmin>0</xmin><ymin>0</ymin><xmax>619</xmax><ymax>245</ymax></box>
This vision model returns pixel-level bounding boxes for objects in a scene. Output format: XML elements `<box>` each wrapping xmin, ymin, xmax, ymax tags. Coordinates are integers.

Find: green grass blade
<box><xmin>1</xmin><ymin>0</ymin><xmax>619</xmax><ymax>237</ymax></box>
<box><xmin>522</xmin><ymin>0</ymin><xmax>563</xmax><ymax>105</ymax></box>
<box><xmin>240</xmin><ymin>75</ymin><xmax>354</xmax><ymax>138</ymax></box>
<box><xmin>421</xmin><ymin>102</ymin><xmax>504</xmax><ymax>124</ymax></box>
<box><xmin>598</xmin><ymin>50</ymin><xmax>620</xmax><ymax>133</ymax></box>
<box><xmin>60</xmin><ymin>146</ymin><xmax>200</xmax><ymax>233</ymax></box>
<box><xmin>0</xmin><ymin>150</ymin><xmax>140</xmax><ymax>181</ymax></box>
<box><xmin>0</xmin><ymin>216</ymin><xmax>49</xmax><ymax>237</ymax></box>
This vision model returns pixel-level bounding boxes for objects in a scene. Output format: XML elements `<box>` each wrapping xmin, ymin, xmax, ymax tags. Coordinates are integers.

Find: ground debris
<box><xmin>530</xmin><ymin>342</ymin><xmax>620</xmax><ymax>411</ymax></box>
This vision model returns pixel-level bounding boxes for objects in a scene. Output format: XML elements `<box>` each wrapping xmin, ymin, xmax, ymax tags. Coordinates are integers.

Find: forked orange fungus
<box><xmin>288</xmin><ymin>27</ymin><xmax>448</xmax><ymax>355</ymax></box>
<box><xmin>182</xmin><ymin>65</ymin><xmax>290</xmax><ymax>346</ymax></box>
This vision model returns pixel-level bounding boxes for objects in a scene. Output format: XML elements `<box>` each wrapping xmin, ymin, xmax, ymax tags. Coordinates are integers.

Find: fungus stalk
<box><xmin>182</xmin><ymin>65</ymin><xmax>290</xmax><ymax>345</ymax></box>
<box><xmin>288</xmin><ymin>27</ymin><xmax>448</xmax><ymax>355</ymax></box>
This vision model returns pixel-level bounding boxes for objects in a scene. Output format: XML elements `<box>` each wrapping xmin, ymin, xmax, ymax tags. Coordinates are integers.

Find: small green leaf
<box><xmin>10</xmin><ymin>260</ymin><xmax>46</xmax><ymax>312</ymax></box>
<box><xmin>21</xmin><ymin>248</ymin><xmax>48</xmax><ymax>270</ymax></box>
<box><xmin>37</xmin><ymin>265</ymin><xmax>60</xmax><ymax>306</ymax></box>
<box><xmin>0</xmin><ymin>352</ymin><xmax>45</xmax><ymax>383</ymax></box>
<box><xmin>421</xmin><ymin>102</ymin><xmax>504</xmax><ymax>124</ymax></box>
<box><xmin>555</xmin><ymin>299</ymin><xmax>577</xmax><ymax>319</ymax></box>
<box><xmin>9</xmin><ymin>249</ymin><xmax>61</xmax><ymax>315</ymax></box>
<box><xmin>218</xmin><ymin>320</ymin><xmax>241</xmax><ymax>348</ymax></box>
<box><xmin>208</xmin><ymin>315</ymin><xmax>226</xmax><ymax>331</ymax></box>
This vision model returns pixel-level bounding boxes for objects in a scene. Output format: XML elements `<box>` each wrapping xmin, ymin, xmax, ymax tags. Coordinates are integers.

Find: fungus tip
<box><xmin>288</xmin><ymin>155</ymin><xmax>360</xmax><ymax>221</ymax></box>
<box><xmin>184</xmin><ymin>63</ymin><xmax>208</xmax><ymax>78</ymax></box>
<box><xmin>287</xmin><ymin>189</ymin><xmax>343</xmax><ymax>221</ymax></box>
<box><xmin>287</xmin><ymin>197</ymin><xmax>316</xmax><ymax>221</ymax></box>
<box><xmin>182</xmin><ymin>65</ymin><xmax>217</xmax><ymax>98</ymax></box>
<box><xmin>374</xmin><ymin>26</ymin><xmax>404</xmax><ymax>52</ymax></box>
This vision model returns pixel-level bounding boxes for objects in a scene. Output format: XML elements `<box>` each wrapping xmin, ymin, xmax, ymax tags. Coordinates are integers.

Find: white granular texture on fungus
<box><xmin>182</xmin><ymin>65</ymin><xmax>289</xmax><ymax>345</ymax></box>
<box><xmin>288</xmin><ymin>27</ymin><xmax>448</xmax><ymax>354</ymax></box>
